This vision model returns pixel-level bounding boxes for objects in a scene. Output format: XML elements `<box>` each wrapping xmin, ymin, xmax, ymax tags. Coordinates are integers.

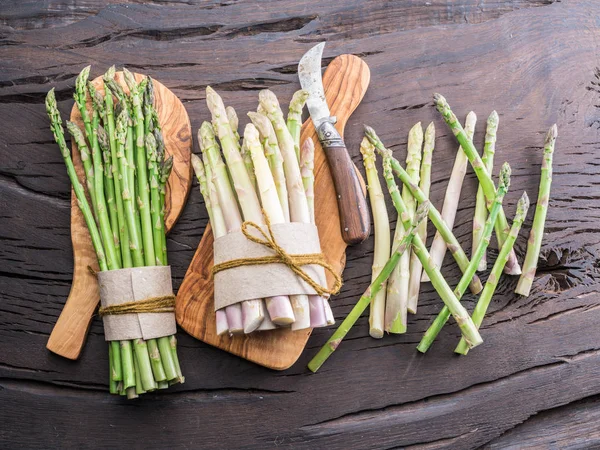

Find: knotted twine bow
<box><xmin>212</xmin><ymin>212</ymin><xmax>342</xmax><ymax>297</ymax></box>
<box><xmin>98</xmin><ymin>295</ymin><xmax>176</xmax><ymax>316</ymax></box>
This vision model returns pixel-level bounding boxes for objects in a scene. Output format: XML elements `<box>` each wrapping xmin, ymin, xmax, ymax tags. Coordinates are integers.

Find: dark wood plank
<box><xmin>1</xmin><ymin>0</ymin><xmax>599</xmax><ymax>448</ymax></box>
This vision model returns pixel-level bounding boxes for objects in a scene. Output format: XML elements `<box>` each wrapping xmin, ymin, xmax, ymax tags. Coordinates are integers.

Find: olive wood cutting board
<box><xmin>47</xmin><ymin>72</ymin><xmax>192</xmax><ymax>360</ymax></box>
<box><xmin>176</xmin><ymin>54</ymin><xmax>370</xmax><ymax>370</ymax></box>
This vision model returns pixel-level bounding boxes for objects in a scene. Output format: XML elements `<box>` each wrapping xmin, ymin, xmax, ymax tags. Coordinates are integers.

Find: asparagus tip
<box><xmin>546</xmin><ymin>124</ymin><xmax>558</xmax><ymax>142</ymax></box>
<box><xmin>425</xmin><ymin>121</ymin><xmax>435</xmax><ymax>137</ymax></box>
<box><xmin>414</xmin><ymin>200</ymin><xmax>430</xmax><ymax>225</ymax></box>
<box><xmin>191</xmin><ymin>153</ymin><xmax>204</xmax><ymax>179</ymax></box>
<box><xmin>489</xmin><ymin>110</ymin><xmax>499</xmax><ymax>124</ymax></box>
<box><xmin>499</xmin><ymin>162</ymin><xmax>511</xmax><ymax>192</ymax></box>
<box><xmin>516</xmin><ymin>191</ymin><xmax>530</xmax><ymax>219</ymax></box>
<box><xmin>432</xmin><ymin>92</ymin><xmax>445</xmax><ymax>105</ymax></box>
<box><xmin>467</xmin><ymin>110</ymin><xmax>477</xmax><ymax>122</ymax></box>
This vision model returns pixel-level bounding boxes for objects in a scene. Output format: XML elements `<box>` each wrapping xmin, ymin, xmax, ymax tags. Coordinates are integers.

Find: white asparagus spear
<box><xmin>360</xmin><ymin>137</ymin><xmax>391</xmax><ymax>338</ymax></box>
<box><xmin>248</xmin><ymin>112</ymin><xmax>291</xmax><ymax>222</ymax></box>
<box><xmin>422</xmin><ymin>112</ymin><xmax>476</xmax><ymax>282</ymax></box>
<box><xmin>407</xmin><ymin>122</ymin><xmax>434</xmax><ymax>312</ymax></box>
<box><xmin>259</xmin><ymin>90</ymin><xmax>313</xmax><ymax>330</ymax></box>
<box><xmin>300</xmin><ymin>138</ymin><xmax>329</xmax><ymax>327</ymax></box>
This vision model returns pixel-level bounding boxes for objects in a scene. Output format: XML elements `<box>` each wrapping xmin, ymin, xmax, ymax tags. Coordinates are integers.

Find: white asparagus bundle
<box><xmin>360</xmin><ymin>137</ymin><xmax>391</xmax><ymax>338</ymax></box>
<box><xmin>422</xmin><ymin>112</ymin><xmax>476</xmax><ymax>282</ymax></box>
<box><xmin>197</xmin><ymin>87</ymin><xmax>333</xmax><ymax>334</ymax></box>
<box><xmin>407</xmin><ymin>122</ymin><xmax>435</xmax><ymax>313</ymax></box>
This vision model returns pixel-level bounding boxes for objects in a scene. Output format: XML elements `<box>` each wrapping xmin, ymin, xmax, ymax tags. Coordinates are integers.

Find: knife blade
<box><xmin>298</xmin><ymin>43</ymin><xmax>370</xmax><ymax>245</ymax></box>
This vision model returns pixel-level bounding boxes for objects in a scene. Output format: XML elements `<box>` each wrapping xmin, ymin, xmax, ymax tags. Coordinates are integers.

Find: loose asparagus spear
<box><xmin>401</xmin><ymin>122</ymin><xmax>423</xmax><ymax>315</ymax></box>
<box><xmin>434</xmin><ymin>94</ymin><xmax>522</xmax><ymax>275</ymax></box>
<box><xmin>360</xmin><ymin>137</ymin><xmax>391</xmax><ymax>339</ymax></box>
<box><xmin>422</xmin><ymin>112</ymin><xmax>476</xmax><ymax>283</ymax></box>
<box><xmin>417</xmin><ymin>162</ymin><xmax>511</xmax><ymax>353</ymax></box>
<box><xmin>308</xmin><ymin>202</ymin><xmax>429</xmax><ymax>372</ymax></box>
<box><xmin>259</xmin><ymin>89</ymin><xmax>313</xmax><ymax>330</ymax></box>
<box><xmin>123</xmin><ymin>69</ymin><xmax>156</xmax><ymax>267</ymax></box>
<box><xmin>410</xmin><ymin>122</ymin><xmax>434</xmax><ymax>302</ymax></box>
<box><xmin>47</xmin><ymin>90</ymin><xmax>106</xmax><ymax>272</ymax></box>
<box><xmin>247</xmin><ymin>111</ymin><xmax>290</xmax><ymax>222</ymax></box>
<box><xmin>455</xmin><ymin>192</ymin><xmax>530</xmax><ymax>355</ymax></box>
<box><xmin>472</xmin><ymin>111</ymin><xmax>498</xmax><ymax>272</ymax></box>
<box><xmin>300</xmin><ymin>138</ymin><xmax>329</xmax><ymax>327</ymax></box>
<box><xmin>73</xmin><ymin>66</ymin><xmax>97</xmax><ymax>216</ymax></box>
<box><xmin>382</xmin><ymin>156</ymin><xmax>483</xmax><ymax>349</ymax></box>
<box><xmin>515</xmin><ymin>125</ymin><xmax>557</xmax><ymax>296</ymax></box>
<box><xmin>286</xmin><ymin>89</ymin><xmax>309</xmax><ymax>161</ymax></box>
<box><xmin>365</xmin><ymin>126</ymin><xmax>483</xmax><ymax>295</ymax></box>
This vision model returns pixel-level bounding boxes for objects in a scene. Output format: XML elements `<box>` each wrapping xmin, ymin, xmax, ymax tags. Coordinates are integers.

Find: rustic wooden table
<box><xmin>2</xmin><ymin>1</ymin><xmax>599</xmax><ymax>448</ymax></box>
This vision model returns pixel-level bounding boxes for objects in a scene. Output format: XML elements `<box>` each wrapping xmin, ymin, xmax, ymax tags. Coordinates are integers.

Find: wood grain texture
<box><xmin>45</xmin><ymin>72</ymin><xmax>192</xmax><ymax>360</ymax></box>
<box><xmin>2</xmin><ymin>0</ymin><xmax>600</xmax><ymax>448</ymax></box>
<box><xmin>176</xmin><ymin>54</ymin><xmax>369</xmax><ymax>370</ymax></box>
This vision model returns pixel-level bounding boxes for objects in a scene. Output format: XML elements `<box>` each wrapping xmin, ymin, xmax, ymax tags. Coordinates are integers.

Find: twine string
<box><xmin>211</xmin><ymin>211</ymin><xmax>342</xmax><ymax>297</ymax></box>
<box><xmin>98</xmin><ymin>295</ymin><xmax>176</xmax><ymax>316</ymax></box>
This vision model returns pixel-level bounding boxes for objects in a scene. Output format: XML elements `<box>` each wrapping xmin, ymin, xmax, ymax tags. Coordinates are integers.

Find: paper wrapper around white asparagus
<box><xmin>213</xmin><ymin>222</ymin><xmax>328</xmax><ymax>310</ymax></box>
<box><xmin>97</xmin><ymin>266</ymin><xmax>177</xmax><ymax>341</ymax></box>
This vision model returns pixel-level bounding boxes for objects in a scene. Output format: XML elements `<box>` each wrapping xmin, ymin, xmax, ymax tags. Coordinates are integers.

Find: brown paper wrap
<box><xmin>213</xmin><ymin>222</ymin><xmax>327</xmax><ymax>310</ymax></box>
<box><xmin>97</xmin><ymin>266</ymin><xmax>177</xmax><ymax>341</ymax></box>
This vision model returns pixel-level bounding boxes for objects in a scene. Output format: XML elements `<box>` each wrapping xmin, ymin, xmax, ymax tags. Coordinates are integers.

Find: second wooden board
<box><xmin>176</xmin><ymin>54</ymin><xmax>370</xmax><ymax>370</ymax></box>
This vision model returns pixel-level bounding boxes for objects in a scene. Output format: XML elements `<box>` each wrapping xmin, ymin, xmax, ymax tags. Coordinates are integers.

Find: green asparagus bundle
<box><xmin>46</xmin><ymin>67</ymin><xmax>183</xmax><ymax>397</ymax></box>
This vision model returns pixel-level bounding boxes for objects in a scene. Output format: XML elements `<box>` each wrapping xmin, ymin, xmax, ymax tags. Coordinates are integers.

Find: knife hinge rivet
<box><xmin>344</xmin><ymin>227</ymin><xmax>349</xmax><ymax>231</ymax></box>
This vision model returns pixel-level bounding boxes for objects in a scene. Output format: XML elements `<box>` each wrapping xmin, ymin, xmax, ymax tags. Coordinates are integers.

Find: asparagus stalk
<box><xmin>365</xmin><ymin>126</ymin><xmax>483</xmax><ymax>295</ymax></box>
<box><xmin>286</xmin><ymin>89</ymin><xmax>309</xmax><ymax>161</ymax></box>
<box><xmin>411</xmin><ymin>121</ymin><xmax>434</xmax><ymax>299</ymax></box>
<box><xmin>382</xmin><ymin>157</ymin><xmax>483</xmax><ymax>349</ymax></box>
<box><xmin>123</xmin><ymin>69</ymin><xmax>156</xmax><ymax>267</ymax></box>
<box><xmin>89</xmin><ymin>82</ymin><xmax>122</xmax><ymax>268</ymax></box>
<box><xmin>301</xmin><ymin>138</ymin><xmax>329</xmax><ymax>327</ymax></box>
<box><xmin>46</xmin><ymin>90</ymin><xmax>107</xmax><ymax>272</ymax></box>
<box><xmin>472</xmin><ymin>111</ymin><xmax>498</xmax><ymax>272</ymax></box>
<box><xmin>259</xmin><ymin>89</ymin><xmax>313</xmax><ymax>330</ymax></box>
<box><xmin>116</xmin><ymin>110</ymin><xmax>145</xmax><ymax>267</ymax></box>
<box><xmin>455</xmin><ymin>192</ymin><xmax>530</xmax><ymax>355</ymax></box>
<box><xmin>515</xmin><ymin>125</ymin><xmax>557</xmax><ymax>296</ymax></box>
<box><xmin>73</xmin><ymin>66</ymin><xmax>97</xmax><ymax>215</ymax></box>
<box><xmin>248</xmin><ymin>112</ymin><xmax>291</xmax><ymax>228</ymax></box>
<box><xmin>308</xmin><ymin>202</ymin><xmax>429</xmax><ymax>372</ymax></box>
<box><xmin>422</xmin><ymin>112</ymin><xmax>476</xmax><ymax>283</ymax></box>
<box><xmin>434</xmin><ymin>94</ymin><xmax>522</xmax><ymax>275</ymax></box>
<box><xmin>401</xmin><ymin>123</ymin><xmax>423</xmax><ymax>316</ymax></box>
<box><xmin>145</xmin><ymin>133</ymin><xmax>166</xmax><ymax>265</ymax></box>
<box><xmin>417</xmin><ymin>162</ymin><xmax>511</xmax><ymax>353</ymax></box>
<box><xmin>360</xmin><ymin>137</ymin><xmax>391</xmax><ymax>338</ymax></box>
<box><xmin>103</xmin><ymin>68</ymin><xmax>132</xmax><ymax>268</ymax></box>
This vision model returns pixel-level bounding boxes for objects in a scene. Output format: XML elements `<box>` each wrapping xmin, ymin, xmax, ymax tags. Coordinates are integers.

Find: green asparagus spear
<box><xmin>515</xmin><ymin>125</ymin><xmax>557</xmax><ymax>296</ymax></box>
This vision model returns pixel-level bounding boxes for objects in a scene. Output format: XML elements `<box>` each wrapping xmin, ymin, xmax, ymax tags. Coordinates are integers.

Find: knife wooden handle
<box><xmin>322</xmin><ymin>141</ymin><xmax>371</xmax><ymax>244</ymax></box>
<box><xmin>317</xmin><ymin>119</ymin><xmax>370</xmax><ymax>245</ymax></box>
